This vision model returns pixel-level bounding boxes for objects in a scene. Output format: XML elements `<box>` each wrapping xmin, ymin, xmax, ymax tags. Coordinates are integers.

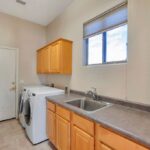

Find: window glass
<box><xmin>88</xmin><ymin>34</ymin><xmax>103</xmax><ymax>65</ymax></box>
<box><xmin>106</xmin><ymin>25</ymin><xmax>127</xmax><ymax>62</ymax></box>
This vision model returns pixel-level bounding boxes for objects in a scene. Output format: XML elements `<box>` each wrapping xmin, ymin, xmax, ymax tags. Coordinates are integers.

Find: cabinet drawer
<box><xmin>96</xmin><ymin>124</ymin><xmax>148</xmax><ymax>150</ymax></box>
<box><xmin>72</xmin><ymin>113</ymin><xmax>94</xmax><ymax>136</ymax></box>
<box><xmin>56</xmin><ymin>105</ymin><xmax>70</xmax><ymax>121</ymax></box>
<box><xmin>47</xmin><ymin>101</ymin><xmax>55</xmax><ymax>112</ymax></box>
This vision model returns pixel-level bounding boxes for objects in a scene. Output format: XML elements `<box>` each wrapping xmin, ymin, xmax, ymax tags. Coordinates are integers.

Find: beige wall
<box><xmin>127</xmin><ymin>0</ymin><xmax>150</xmax><ymax>104</ymax></box>
<box><xmin>1</xmin><ymin>0</ymin><xmax>149</xmax><ymax>105</ymax></box>
<box><xmin>47</xmin><ymin>0</ymin><xmax>150</xmax><ymax>105</ymax></box>
<box><xmin>0</xmin><ymin>13</ymin><xmax>47</xmax><ymax>87</ymax></box>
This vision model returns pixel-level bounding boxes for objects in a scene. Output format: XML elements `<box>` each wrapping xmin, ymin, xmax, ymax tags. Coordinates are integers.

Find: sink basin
<box><xmin>65</xmin><ymin>98</ymin><xmax>110</xmax><ymax>112</ymax></box>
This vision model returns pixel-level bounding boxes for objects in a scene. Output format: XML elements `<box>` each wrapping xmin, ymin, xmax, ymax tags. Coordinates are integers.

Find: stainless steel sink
<box><xmin>65</xmin><ymin>98</ymin><xmax>110</xmax><ymax>112</ymax></box>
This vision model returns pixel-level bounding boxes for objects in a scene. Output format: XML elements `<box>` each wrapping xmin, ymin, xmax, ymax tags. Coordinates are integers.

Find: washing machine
<box><xmin>18</xmin><ymin>90</ymin><xmax>25</xmax><ymax>128</ymax></box>
<box><xmin>18</xmin><ymin>85</ymin><xmax>50</xmax><ymax>128</ymax></box>
<box><xmin>24</xmin><ymin>87</ymin><xmax>64</xmax><ymax>144</ymax></box>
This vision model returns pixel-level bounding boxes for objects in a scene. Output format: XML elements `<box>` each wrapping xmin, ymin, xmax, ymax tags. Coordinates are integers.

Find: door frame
<box><xmin>0</xmin><ymin>46</ymin><xmax>19</xmax><ymax>119</ymax></box>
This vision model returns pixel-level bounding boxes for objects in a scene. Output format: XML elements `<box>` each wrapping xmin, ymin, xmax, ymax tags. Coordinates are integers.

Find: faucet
<box><xmin>86</xmin><ymin>87</ymin><xmax>97</xmax><ymax>100</ymax></box>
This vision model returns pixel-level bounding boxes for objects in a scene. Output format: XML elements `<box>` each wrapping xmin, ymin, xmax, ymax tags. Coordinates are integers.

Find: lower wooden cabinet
<box><xmin>47</xmin><ymin>110</ymin><xmax>56</xmax><ymax>145</ymax></box>
<box><xmin>96</xmin><ymin>141</ymin><xmax>112</xmax><ymax>150</ymax></box>
<box><xmin>72</xmin><ymin>126</ymin><xmax>94</xmax><ymax>150</ymax></box>
<box><xmin>47</xmin><ymin>102</ymin><xmax>148</xmax><ymax>150</ymax></box>
<box><xmin>95</xmin><ymin>124</ymin><xmax>149</xmax><ymax>150</ymax></box>
<box><xmin>95</xmin><ymin>140</ymin><xmax>148</xmax><ymax>150</ymax></box>
<box><xmin>56</xmin><ymin>115</ymin><xmax>70</xmax><ymax>150</ymax></box>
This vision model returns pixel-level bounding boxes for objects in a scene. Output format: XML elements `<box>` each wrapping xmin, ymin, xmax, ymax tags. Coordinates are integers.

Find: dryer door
<box><xmin>24</xmin><ymin>98</ymin><xmax>32</xmax><ymax>126</ymax></box>
<box><xmin>18</xmin><ymin>93</ymin><xmax>24</xmax><ymax>114</ymax></box>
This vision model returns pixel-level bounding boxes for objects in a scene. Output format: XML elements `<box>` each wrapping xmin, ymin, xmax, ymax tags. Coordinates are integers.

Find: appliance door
<box><xmin>18</xmin><ymin>93</ymin><xmax>24</xmax><ymax>114</ymax></box>
<box><xmin>24</xmin><ymin>98</ymin><xmax>32</xmax><ymax>126</ymax></box>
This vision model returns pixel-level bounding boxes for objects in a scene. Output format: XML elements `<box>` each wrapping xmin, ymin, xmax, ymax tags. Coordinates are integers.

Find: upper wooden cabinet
<box><xmin>37</xmin><ymin>38</ymin><xmax>72</xmax><ymax>74</ymax></box>
<box><xmin>37</xmin><ymin>46</ymin><xmax>51</xmax><ymax>73</ymax></box>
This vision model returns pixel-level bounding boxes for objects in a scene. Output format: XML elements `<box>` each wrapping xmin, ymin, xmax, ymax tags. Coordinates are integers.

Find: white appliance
<box><xmin>18</xmin><ymin>90</ymin><xmax>25</xmax><ymax>127</ymax></box>
<box><xmin>18</xmin><ymin>85</ymin><xmax>49</xmax><ymax>128</ymax></box>
<box><xmin>24</xmin><ymin>87</ymin><xmax>64</xmax><ymax>144</ymax></box>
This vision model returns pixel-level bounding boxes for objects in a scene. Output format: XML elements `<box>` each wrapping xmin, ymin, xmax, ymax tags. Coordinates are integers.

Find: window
<box><xmin>107</xmin><ymin>25</ymin><xmax>127</xmax><ymax>62</ymax></box>
<box><xmin>88</xmin><ymin>34</ymin><xmax>103</xmax><ymax>65</ymax></box>
<box><xmin>83</xmin><ymin>2</ymin><xmax>128</xmax><ymax>65</ymax></box>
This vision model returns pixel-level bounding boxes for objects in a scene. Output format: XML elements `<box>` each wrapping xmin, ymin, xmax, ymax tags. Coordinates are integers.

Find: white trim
<box><xmin>0</xmin><ymin>46</ymin><xmax>19</xmax><ymax>119</ymax></box>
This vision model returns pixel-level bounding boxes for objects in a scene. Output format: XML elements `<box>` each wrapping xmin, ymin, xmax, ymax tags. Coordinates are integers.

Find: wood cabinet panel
<box><xmin>37</xmin><ymin>47</ymin><xmax>50</xmax><ymax>73</ymax></box>
<box><xmin>96</xmin><ymin>141</ymin><xmax>112</xmax><ymax>150</ymax></box>
<box><xmin>95</xmin><ymin>124</ymin><xmax>149</xmax><ymax>150</ymax></box>
<box><xmin>56</xmin><ymin>105</ymin><xmax>70</xmax><ymax>121</ymax></box>
<box><xmin>37</xmin><ymin>50</ymin><xmax>42</xmax><ymax>73</ymax></box>
<box><xmin>47</xmin><ymin>110</ymin><xmax>56</xmax><ymax>145</ymax></box>
<box><xmin>56</xmin><ymin>115</ymin><xmax>70</xmax><ymax>150</ymax></box>
<box><xmin>135</xmin><ymin>145</ymin><xmax>149</xmax><ymax>150</ymax></box>
<box><xmin>49</xmin><ymin>42</ymin><xmax>61</xmax><ymax>73</ymax></box>
<box><xmin>37</xmin><ymin>38</ymin><xmax>72</xmax><ymax>74</ymax></box>
<box><xmin>100</xmin><ymin>143</ymin><xmax>112</xmax><ymax>150</ymax></box>
<box><xmin>46</xmin><ymin>103</ymin><xmax>148</xmax><ymax>150</ymax></box>
<box><xmin>47</xmin><ymin>101</ymin><xmax>55</xmax><ymax>112</ymax></box>
<box><xmin>72</xmin><ymin>113</ymin><xmax>94</xmax><ymax>136</ymax></box>
<box><xmin>60</xmin><ymin>40</ymin><xmax>72</xmax><ymax>74</ymax></box>
<box><xmin>43</xmin><ymin>47</ymin><xmax>50</xmax><ymax>73</ymax></box>
<box><xmin>72</xmin><ymin>126</ymin><xmax>94</xmax><ymax>150</ymax></box>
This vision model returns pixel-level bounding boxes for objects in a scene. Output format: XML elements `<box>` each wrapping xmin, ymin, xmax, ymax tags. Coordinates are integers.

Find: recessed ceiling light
<box><xmin>16</xmin><ymin>0</ymin><xmax>26</xmax><ymax>5</ymax></box>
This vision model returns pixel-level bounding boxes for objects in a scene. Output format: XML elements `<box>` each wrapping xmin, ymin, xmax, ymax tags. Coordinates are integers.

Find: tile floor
<box><xmin>0</xmin><ymin>119</ymin><xmax>53</xmax><ymax>150</ymax></box>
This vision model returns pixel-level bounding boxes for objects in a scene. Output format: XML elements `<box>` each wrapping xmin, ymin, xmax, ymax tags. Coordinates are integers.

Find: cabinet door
<box><xmin>37</xmin><ymin>47</ymin><xmax>50</xmax><ymax>73</ymax></box>
<box><xmin>37</xmin><ymin>50</ymin><xmax>43</xmax><ymax>73</ymax></box>
<box><xmin>60</xmin><ymin>40</ymin><xmax>72</xmax><ymax>74</ymax></box>
<box><xmin>95</xmin><ymin>124</ymin><xmax>149</xmax><ymax>150</ymax></box>
<box><xmin>96</xmin><ymin>141</ymin><xmax>112</xmax><ymax>150</ymax></box>
<box><xmin>56</xmin><ymin>115</ymin><xmax>70</xmax><ymax>150</ymax></box>
<box><xmin>49</xmin><ymin>42</ymin><xmax>61</xmax><ymax>73</ymax></box>
<box><xmin>72</xmin><ymin>126</ymin><xmax>94</xmax><ymax>150</ymax></box>
<box><xmin>42</xmin><ymin>47</ymin><xmax>50</xmax><ymax>73</ymax></box>
<box><xmin>135</xmin><ymin>145</ymin><xmax>149</xmax><ymax>150</ymax></box>
<box><xmin>47</xmin><ymin>110</ymin><xmax>56</xmax><ymax>145</ymax></box>
<box><xmin>95</xmin><ymin>141</ymin><xmax>149</xmax><ymax>150</ymax></box>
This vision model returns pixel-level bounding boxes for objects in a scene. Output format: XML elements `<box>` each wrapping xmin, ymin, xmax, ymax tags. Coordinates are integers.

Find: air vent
<box><xmin>16</xmin><ymin>0</ymin><xmax>26</xmax><ymax>5</ymax></box>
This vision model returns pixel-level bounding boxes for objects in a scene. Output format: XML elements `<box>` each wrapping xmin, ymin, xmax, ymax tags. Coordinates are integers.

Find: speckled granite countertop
<box><xmin>46</xmin><ymin>94</ymin><xmax>150</xmax><ymax>149</ymax></box>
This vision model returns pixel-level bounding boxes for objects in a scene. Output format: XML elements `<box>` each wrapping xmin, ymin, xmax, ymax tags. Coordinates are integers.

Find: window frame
<box><xmin>84</xmin><ymin>23</ymin><xmax>128</xmax><ymax>66</ymax></box>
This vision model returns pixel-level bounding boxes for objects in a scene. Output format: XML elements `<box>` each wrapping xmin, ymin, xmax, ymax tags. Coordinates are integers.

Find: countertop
<box><xmin>46</xmin><ymin>94</ymin><xmax>150</xmax><ymax>149</ymax></box>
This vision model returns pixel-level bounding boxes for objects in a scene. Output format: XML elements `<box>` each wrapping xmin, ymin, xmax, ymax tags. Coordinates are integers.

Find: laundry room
<box><xmin>0</xmin><ymin>0</ymin><xmax>150</xmax><ymax>150</ymax></box>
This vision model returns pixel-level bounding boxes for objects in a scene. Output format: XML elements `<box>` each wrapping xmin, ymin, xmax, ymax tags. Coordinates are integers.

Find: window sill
<box><xmin>83</xmin><ymin>61</ymin><xmax>127</xmax><ymax>68</ymax></box>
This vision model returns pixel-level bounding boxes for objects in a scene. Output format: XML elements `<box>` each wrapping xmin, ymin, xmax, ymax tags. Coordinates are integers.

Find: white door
<box><xmin>0</xmin><ymin>48</ymin><xmax>16</xmax><ymax>121</ymax></box>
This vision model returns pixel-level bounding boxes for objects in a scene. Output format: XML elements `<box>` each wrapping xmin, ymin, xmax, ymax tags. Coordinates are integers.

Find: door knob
<box><xmin>10</xmin><ymin>85</ymin><xmax>16</xmax><ymax>91</ymax></box>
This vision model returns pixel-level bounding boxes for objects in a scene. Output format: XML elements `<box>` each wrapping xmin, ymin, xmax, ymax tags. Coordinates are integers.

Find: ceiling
<box><xmin>0</xmin><ymin>0</ymin><xmax>73</xmax><ymax>26</ymax></box>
